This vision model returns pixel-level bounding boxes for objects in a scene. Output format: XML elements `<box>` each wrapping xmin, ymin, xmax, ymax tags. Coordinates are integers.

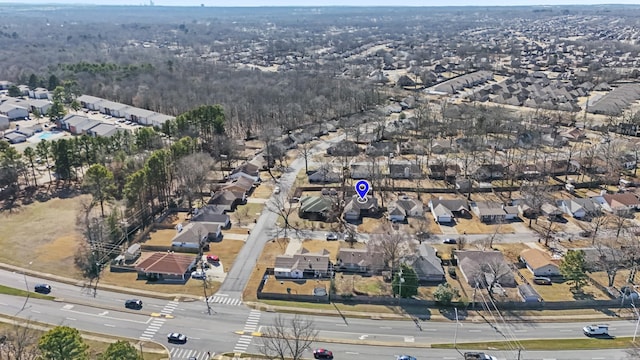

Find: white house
<box><xmin>430</xmin><ymin>203</ymin><xmax>453</xmax><ymax>223</ymax></box>
<box><xmin>171</xmin><ymin>222</ymin><xmax>221</xmax><ymax>249</ymax></box>
<box><xmin>274</xmin><ymin>248</ymin><xmax>331</xmax><ymax>279</ymax></box>
<box><xmin>520</xmin><ymin>248</ymin><xmax>561</xmax><ymax>276</ymax></box>
<box><xmin>556</xmin><ymin>198</ymin><xmax>599</xmax><ymax>219</ymax></box>
<box><xmin>0</xmin><ymin>102</ymin><xmax>29</xmax><ymax>120</ymax></box>
<box><xmin>28</xmin><ymin>87</ymin><xmax>49</xmax><ymax>99</ymax></box>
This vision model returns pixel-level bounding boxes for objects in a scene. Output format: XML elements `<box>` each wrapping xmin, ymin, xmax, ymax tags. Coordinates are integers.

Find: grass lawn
<box><xmin>492</xmin><ymin>243</ymin><xmax>531</xmax><ymax>263</ymax></box>
<box><xmin>589</xmin><ymin>270</ymin><xmax>633</xmax><ymax>290</ymax></box>
<box><xmin>101</xmin><ymin>270</ymin><xmax>220</xmax><ymax>298</ymax></box>
<box><xmin>0</xmin><ymin>284</ymin><xmax>54</xmax><ymax>300</ymax></box>
<box><xmin>454</xmin><ymin>216</ymin><xmax>515</xmax><ymax>235</ymax></box>
<box><xmin>334</xmin><ymin>275</ymin><xmax>390</xmax><ymax>296</ymax></box>
<box><xmin>432</xmin><ymin>337</ymin><xmax>638</xmax><ymax>351</ymax></box>
<box><xmin>357</xmin><ymin>217</ymin><xmax>383</xmax><ymax>233</ymax></box>
<box><xmin>262</xmin><ymin>278</ymin><xmax>329</xmax><ymax>296</ymax></box>
<box><xmin>208</xmin><ymin>239</ymin><xmax>245</xmax><ymax>274</ymax></box>
<box><xmin>143</xmin><ymin>228</ymin><xmax>175</xmax><ymax>246</ymax></box>
<box><xmin>0</xmin><ymin>194</ymin><xmax>92</xmax><ymax>278</ymax></box>
<box><xmin>243</xmin><ymin>239</ymin><xmax>290</xmax><ymax>302</ymax></box>
<box><xmin>518</xmin><ymin>269</ymin><xmax>609</xmax><ymax>301</ymax></box>
<box><xmin>252</xmin><ymin>183</ymin><xmax>275</xmax><ymax>198</ymax></box>
<box><xmin>233</xmin><ymin>202</ymin><xmax>265</xmax><ymax>224</ymax></box>
<box><xmin>0</xmin><ymin>321</ymin><xmax>167</xmax><ymax>360</ymax></box>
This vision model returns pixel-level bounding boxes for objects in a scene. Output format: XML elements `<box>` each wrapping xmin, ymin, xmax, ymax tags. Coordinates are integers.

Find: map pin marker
<box><xmin>355</xmin><ymin>180</ymin><xmax>370</xmax><ymax>201</ymax></box>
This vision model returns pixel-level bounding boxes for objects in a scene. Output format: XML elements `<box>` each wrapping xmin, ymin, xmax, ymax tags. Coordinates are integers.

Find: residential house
<box><xmin>454</xmin><ymin>250</ymin><xmax>517</xmax><ymax>288</ymax></box>
<box><xmin>343</xmin><ymin>194</ymin><xmax>379</xmax><ymax>221</ymax></box>
<box><xmin>471</xmin><ymin>201</ymin><xmax>509</xmax><ymax>223</ymax></box>
<box><xmin>75</xmin><ymin>119</ymin><xmax>102</xmax><ymax>135</ymax></box>
<box><xmin>77</xmin><ymin>95</ymin><xmax>104</xmax><ymax>110</ymax></box>
<box><xmin>556</xmin><ymin>198</ymin><xmax>600</xmax><ymax>219</ymax></box>
<box><xmin>16</xmin><ymin>125</ymin><xmax>41</xmax><ymax>137</ymax></box>
<box><xmin>577</xmin><ymin>248</ymin><xmax>624</xmax><ymax>272</ymax></box>
<box><xmin>274</xmin><ymin>248</ymin><xmax>331</xmax><ymax>279</ymax></box>
<box><xmin>603</xmin><ymin>193</ymin><xmax>640</xmax><ymax>216</ymax></box>
<box><xmin>519</xmin><ymin>248</ymin><xmax>561</xmax><ymax>276</ymax></box>
<box><xmin>561</xmin><ymin>127</ymin><xmax>586</xmax><ymax>141</ymax></box>
<box><xmin>171</xmin><ymin>222</ymin><xmax>221</xmax><ymax>249</ymax></box>
<box><xmin>409</xmin><ymin>244</ymin><xmax>446</xmax><ymax>283</ymax></box>
<box><xmin>473</xmin><ymin>164</ymin><xmax>505</xmax><ymax>181</ymax></box>
<box><xmin>298</xmin><ymin>196</ymin><xmax>335</xmax><ymax>221</ymax></box>
<box><xmin>308</xmin><ymin>167</ymin><xmax>342</xmax><ymax>183</ymax></box>
<box><xmin>58</xmin><ymin>114</ymin><xmax>91</xmax><ymax>134</ymax></box>
<box><xmin>208</xmin><ymin>190</ymin><xmax>245</xmax><ymax>212</ymax></box>
<box><xmin>134</xmin><ymin>252</ymin><xmax>196</xmax><ymax>281</ymax></box>
<box><xmin>621</xmin><ymin>154</ymin><xmax>637</xmax><ymax>170</ymax></box>
<box><xmin>336</xmin><ymin>248</ymin><xmax>384</xmax><ymax>274</ymax></box>
<box><xmin>229</xmin><ymin>162</ymin><xmax>261</xmax><ymax>183</ymax></box>
<box><xmin>0</xmin><ymin>81</ymin><xmax>12</xmax><ymax>90</ymax></box>
<box><xmin>388</xmin><ymin>162</ymin><xmax>422</xmax><ymax>179</ymax></box>
<box><xmin>388</xmin><ymin>196</ymin><xmax>424</xmax><ymax>222</ymax></box>
<box><xmin>190</xmin><ymin>205</ymin><xmax>231</xmax><ymax>229</ymax></box>
<box><xmin>18</xmin><ymin>84</ymin><xmax>30</xmax><ymax>96</ymax></box>
<box><xmin>26</xmin><ymin>99</ymin><xmax>51</xmax><ymax>115</ymax></box>
<box><xmin>222</xmin><ymin>176</ymin><xmax>256</xmax><ymax>197</ymax></box>
<box><xmin>0</xmin><ymin>102</ymin><xmax>29</xmax><ymax>120</ymax></box>
<box><xmin>428</xmin><ymin>198</ymin><xmax>470</xmax><ymax>224</ymax></box>
<box><xmin>428</xmin><ymin>164</ymin><xmax>460</xmax><ymax>181</ymax></box>
<box><xmin>431</xmin><ymin>139</ymin><xmax>456</xmax><ymax>154</ymax></box>
<box><xmin>365</xmin><ymin>141</ymin><xmax>396</xmax><ymax>156</ymax></box>
<box><xmin>349</xmin><ymin>162</ymin><xmax>376</xmax><ymax>179</ymax></box>
<box><xmin>540</xmin><ymin>202</ymin><xmax>564</xmax><ymax>220</ymax></box>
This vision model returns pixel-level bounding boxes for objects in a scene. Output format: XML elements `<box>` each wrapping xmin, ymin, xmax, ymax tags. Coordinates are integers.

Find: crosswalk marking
<box><xmin>138</xmin><ymin>301</ymin><xmax>178</xmax><ymax>340</ymax></box>
<box><xmin>233</xmin><ymin>310</ymin><xmax>261</xmax><ymax>353</ymax></box>
<box><xmin>169</xmin><ymin>347</ymin><xmax>212</xmax><ymax>359</ymax></box>
<box><xmin>207</xmin><ymin>295</ymin><xmax>243</xmax><ymax>306</ymax></box>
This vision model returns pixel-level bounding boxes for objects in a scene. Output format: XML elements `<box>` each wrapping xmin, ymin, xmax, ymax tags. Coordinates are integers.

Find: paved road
<box><xmin>217</xmin><ymin>135</ymin><xmax>345</xmax><ymax>299</ymax></box>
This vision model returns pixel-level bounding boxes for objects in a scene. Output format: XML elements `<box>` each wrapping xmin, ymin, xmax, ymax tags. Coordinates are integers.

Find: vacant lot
<box><xmin>0</xmin><ymin>194</ymin><xmax>92</xmax><ymax>278</ymax></box>
<box><xmin>243</xmin><ymin>239</ymin><xmax>290</xmax><ymax>302</ymax></box>
<box><xmin>101</xmin><ymin>269</ymin><xmax>220</xmax><ymax>297</ymax></box>
<box><xmin>454</xmin><ymin>216</ymin><xmax>515</xmax><ymax>235</ymax></box>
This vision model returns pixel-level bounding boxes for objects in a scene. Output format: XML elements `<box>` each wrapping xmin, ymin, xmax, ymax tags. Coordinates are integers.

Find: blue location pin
<box><xmin>355</xmin><ymin>180</ymin><xmax>370</xmax><ymax>201</ymax></box>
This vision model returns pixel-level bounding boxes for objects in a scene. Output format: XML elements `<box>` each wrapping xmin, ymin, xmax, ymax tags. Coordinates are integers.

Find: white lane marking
<box><xmin>335</xmin><ymin>324</ymin><xmax>348</xmax><ymax>327</ymax></box>
<box><xmin>66</xmin><ymin>317</ymin><xmax>77</xmax><ymax>321</ymax></box>
<box><xmin>380</xmin><ymin>326</ymin><xmax>392</xmax><ymax>329</ymax></box>
<box><xmin>346</xmin><ymin>352</ymin><xmax>359</xmax><ymax>355</ymax></box>
<box><xmin>104</xmin><ymin>324</ymin><xmax>116</xmax><ymax>327</ymax></box>
<box><xmin>31</xmin><ymin>310</ymin><xmax>41</xmax><ymax>314</ymax></box>
<box><xmin>468</xmin><ymin>329</ymin><xmax>482</xmax><ymax>332</ymax></box>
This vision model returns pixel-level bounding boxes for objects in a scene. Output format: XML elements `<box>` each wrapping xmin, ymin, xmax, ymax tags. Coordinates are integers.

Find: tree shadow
<box><xmin>439</xmin><ymin>307</ymin><xmax>466</xmax><ymax>321</ymax></box>
<box><xmin>572</xmin><ymin>290</ymin><xmax>595</xmax><ymax>300</ymax></box>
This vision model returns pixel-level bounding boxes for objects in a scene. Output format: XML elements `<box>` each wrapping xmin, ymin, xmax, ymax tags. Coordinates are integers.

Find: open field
<box><xmin>208</xmin><ymin>239</ymin><xmax>245</xmax><ymax>273</ymax></box>
<box><xmin>0</xmin><ymin>194</ymin><xmax>92</xmax><ymax>278</ymax></box>
<box><xmin>262</xmin><ymin>278</ymin><xmax>328</xmax><ymax>296</ymax></box>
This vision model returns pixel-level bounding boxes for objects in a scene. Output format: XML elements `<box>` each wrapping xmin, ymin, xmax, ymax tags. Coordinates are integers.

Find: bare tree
<box><xmin>259</xmin><ymin>315</ymin><xmax>318</xmax><ymax>360</ymax></box>
<box><xmin>175</xmin><ymin>152</ymin><xmax>214</xmax><ymax>209</ymax></box>
<box><xmin>265</xmin><ymin>186</ymin><xmax>300</xmax><ymax>239</ymax></box>
<box><xmin>367</xmin><ymin>222</ymin><xmax>415</xmax><ymax>272</ymax></box>
<box><xmin>0</xmin><ymin>320</ymin><xmax>40</xmax><ymax>360</ymax></box>
<box><xmin>475</xmin><ymin>260</ymin><xmax>513</xmax><ymax>297</ymax></box>
<box><xmin>456</xmin><ymin>236</ymin><xmax>467</xmax><ymax>250</ymax></box>
<box><xmin>589</xmin><ymin>214</ymin><xmax>610</xmax><ymax>245</ymax></box>
<box><xmin>593</xmin><ymin>239</ymin><xmax>624</xmax><ymax>288</ymax></box>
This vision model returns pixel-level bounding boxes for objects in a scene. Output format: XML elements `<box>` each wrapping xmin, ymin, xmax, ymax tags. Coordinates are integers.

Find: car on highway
<box><xmin>207</xmin><ymin>254</ymin><xmax>220</xmax><ymax>263</ymax></box>
<box><xmin>313</xmin><ymin>348</ymin><xmax>333</xmax><ymax>359</ymax></box>
<box><xmin>398</xmin><ymin>356</ymin><xmax>417</xmax><ymax>360</ymax></box>
<box><xmin>464</xmin><ymin>353</ymin><xmax>497</xmax><ymax>360</ymax></box>
<box><xmin>125</xmin><ymin>299</ymin><xmax>143</xmax><ymax>309</ymax></box>
<box><xmin>191</xmin><ymin>271</ymin><xmax>206</xmax><ymax>280</ymax></box>
<box><xmin>326</xmin><ymin>233</ymin><xmax>338</xmax><ymax>241</ymax></box>
<box><xmin>34</xmin><ymin>284</ymin><xmax>51</xmax><ymax>294</ymax></box>
<box><xmin>583</xmin><ymin>324</ymin><xmax>609</xmax><ymax>337</ymax></box>
<box><xmin>167</xmin><ymin>332</ymin><xmax>187</xmax><ymax>344</ymax></box>
<box><xmin>443</xmin><ymin>238</ymin><xmax>457</xmax><ymax>244</ymax></box>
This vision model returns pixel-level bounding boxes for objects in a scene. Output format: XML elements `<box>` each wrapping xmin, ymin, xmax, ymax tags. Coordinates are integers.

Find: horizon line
<box><xmin>0</xmin><ymin>2</ymin><xmax>639</xmax><ymax>7</ymax></box>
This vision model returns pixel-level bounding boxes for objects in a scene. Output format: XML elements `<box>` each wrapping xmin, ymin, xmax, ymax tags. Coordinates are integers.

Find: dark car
<box><xmin>167</xmin><ymin>333</ymin><xmax>187</xmax><ymax>344</ymax></box>
<box><xmin>34</xmin><ymin>284</ymin><xmax>51</xmax><ymax>294</ymax></box>
<box><xmin>326</xmin><ymin>233</ymin><xmax>339</xmax><ymax>241</ymax></box>
<box><xmin>125</xmin><ymin>299</ymin><xmax>143</xmax><ymax>309</ymax></box>
<box><xmin>533</xmin><ymin>277</ymin><xmax>552</xmax><ymax>285</ymax></box>
<box><xmin>443</xmin><ymin>238</ymin><xmax>457</xmax><ymax>244</ymax></box>
<box><xmin>398</xmin><ymin>356</ymin><xmax>417</xmax><ymax>360</ymax></box>
<box><xmin>313</xmin><ymin>348</ymin><xmax>334</xmax><ymax>359</ymax></box>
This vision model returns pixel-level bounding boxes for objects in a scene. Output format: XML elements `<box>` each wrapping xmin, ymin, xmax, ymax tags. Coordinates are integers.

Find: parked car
<box><xmin>273</xmin><ymin>185</ymin><xmax>281</xmax><ymax>194</ymax></box>
<box><xmin>533</xmin><ymin>276</ymin><xmax>552</xmax><ymax>285</ymax></box>
<box><xmin>34</xmin><ymin>284</ymin><xmax>51</xmax><ymax>294</ymax></box>
<box><xmin>191</xmin><ymin>271</ymin><xmax>206</xmax><ymax>280</ymax></box>
<box><xmin>167</xmin><ymin>333</ymin><xmax>187</xmax><ymax>344</ymax></box>
<box><xmin>207</xmin><ymin>255</ymin><xmax>220</xmax><ymax>263</ymax></box>
<box><xmin>125</xmin><ymin>299</ymin><xmax>143</xmax><ymax>309</ymax></box>
<box><xmin>326</xmin><ymin>233</ymin><xmax>338</xmax><ymax>241</ymax></box>
<box><xmin>443</xmin><ymin>238</ymin><xmax>457</xmax><ymax>244</ymax></box>
<box><xmin>583</xmin><ymin>324</ymin><xmax>609</xmax><ymax>336</ymax></box>
<box><xmin>313</xmin><ymin>348</ymin><xmax>333</xmax><ymax>359</ymax></box>
<box><xmin>398</xmin><ymin>356</ymin><xmax>417</xmax><ymax>360</ymax></box>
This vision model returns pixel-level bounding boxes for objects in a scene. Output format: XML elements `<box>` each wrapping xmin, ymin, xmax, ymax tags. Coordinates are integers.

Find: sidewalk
<box><xmin>245</xmin><ymin>301</ymin><xmax>637</xmax><ymax>323</ymax></box>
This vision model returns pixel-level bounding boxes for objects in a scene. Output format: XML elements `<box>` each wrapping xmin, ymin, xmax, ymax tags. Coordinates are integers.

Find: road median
<box><xmin>432</xmin><ymin>337</ymin><xmax>638</xmax><ymax>350</ymax></box>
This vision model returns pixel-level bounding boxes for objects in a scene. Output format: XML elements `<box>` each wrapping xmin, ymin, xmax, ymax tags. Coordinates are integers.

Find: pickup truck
<box><xmin>464</xmin><ymin>352</ymin><xmax>498</xmax><ymax>360</ymax></box>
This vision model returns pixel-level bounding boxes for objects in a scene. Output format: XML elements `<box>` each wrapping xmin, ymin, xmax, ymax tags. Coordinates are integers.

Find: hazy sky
<box><xmin>2</xmin><ymin>0</ymin><xmax>640</xmax><ymax>6</ymax></box>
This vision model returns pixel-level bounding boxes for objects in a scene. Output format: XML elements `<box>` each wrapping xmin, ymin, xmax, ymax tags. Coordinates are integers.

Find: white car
<box><xmin>191</xmin><ymin>271</ymin><xmax>206</xmax><ymax>280</ymax></box>
<box><xmin>274</xmin><ymin>186</ymin><xmax>280</xmax><ymax>194</ymax></box>
<box><xmin>583</xmin><ymin>324</ymin><xmax>609</xmax><ymax>336</ymax></box>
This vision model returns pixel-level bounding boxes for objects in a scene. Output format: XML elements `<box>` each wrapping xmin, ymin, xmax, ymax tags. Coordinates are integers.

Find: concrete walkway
<box><xmin>284</xmin><ymin>237</ymin><xmax>303</xmax><ymax>255</ymax></box>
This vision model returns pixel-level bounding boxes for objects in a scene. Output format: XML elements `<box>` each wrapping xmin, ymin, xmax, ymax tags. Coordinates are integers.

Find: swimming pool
<box><xmin>28</xmin><ymin>131</ymin><xmax>65</xmax><ymax>143</ymax></box>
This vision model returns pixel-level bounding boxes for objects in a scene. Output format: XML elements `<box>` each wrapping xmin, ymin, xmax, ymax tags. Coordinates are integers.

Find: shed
<box><xmin>518</xmin><ymin>284</ymin><xmax>541</xmax><ymax>302</ymax></box>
